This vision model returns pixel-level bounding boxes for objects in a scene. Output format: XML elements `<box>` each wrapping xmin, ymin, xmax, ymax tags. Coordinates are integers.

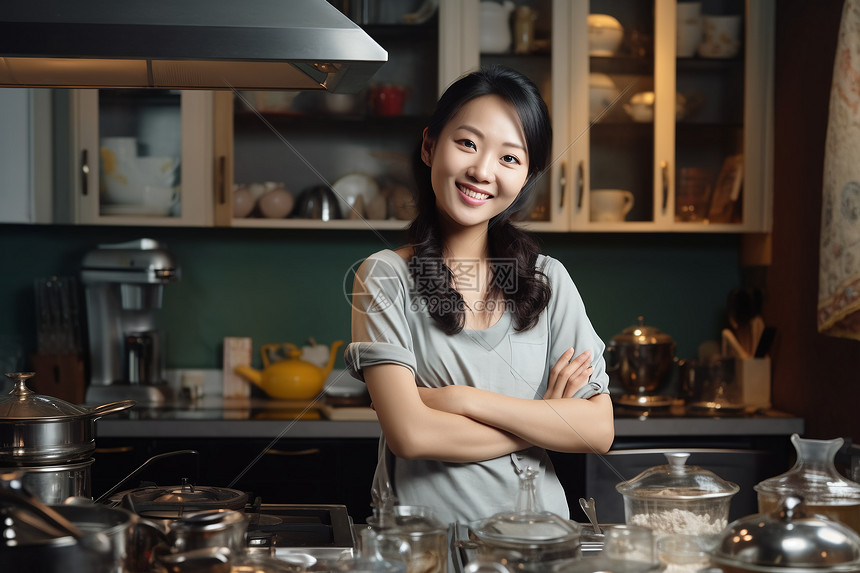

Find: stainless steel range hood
<box><xmin>0</xmin><ymin>0</ymin><xmax>387</xmax><ymax>92</ymax></box>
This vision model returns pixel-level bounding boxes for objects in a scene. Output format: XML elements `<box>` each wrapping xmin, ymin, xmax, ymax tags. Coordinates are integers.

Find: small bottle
<box><xmin>513</xmin><ymin>6</ymin><xmax>536</xmax><ymax>55</ymax></box>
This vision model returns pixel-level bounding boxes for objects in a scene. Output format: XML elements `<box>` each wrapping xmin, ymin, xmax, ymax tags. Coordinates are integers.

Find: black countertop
<box><xmin>94</xmin><ymin>396</ymin><xmax>805</xmax><ymax>439</ymax></box>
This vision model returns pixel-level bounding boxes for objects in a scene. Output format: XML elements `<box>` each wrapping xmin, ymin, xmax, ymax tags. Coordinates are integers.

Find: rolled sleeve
<box><xmin>347</xmin><ymin>251</ymin><xmax>418</xmax><ymax>383</ymax></box>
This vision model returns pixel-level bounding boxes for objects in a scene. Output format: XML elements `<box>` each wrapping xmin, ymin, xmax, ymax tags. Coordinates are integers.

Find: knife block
<box><xmin>30</xmin><ymin>353</ymin><xmax>87</xmax><ymax>403</ymax></box>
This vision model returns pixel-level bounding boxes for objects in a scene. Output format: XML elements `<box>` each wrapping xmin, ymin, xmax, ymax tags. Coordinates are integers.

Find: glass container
<box><xmin>615</xmin><ymin>452</ymin><xmax>739</xmax><ymax>538</ymax></box>
<box><xmin>754</xmin><ymin>433</ymin><xmax>860</xmax><ymax>534</ymax></box>
<box><xmin>366</xmin><ymin>505</ymin><xmax>447</xmax><ymax>573</ymax></box>
<box><xmin>469</xmin><ymin>467</ymin><xmax>581</xmax><ymax>571</ymax></box>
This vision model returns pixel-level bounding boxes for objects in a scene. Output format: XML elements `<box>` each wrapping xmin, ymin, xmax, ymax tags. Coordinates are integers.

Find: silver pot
<box><xmin>294</xmin><ymin>185</ymin><xmax>342</xmax><ymax>220</ymax></box>
<box><xmin>0</xmin><ymin>472</ymin><xmax>116</xmax><ymax>572</ymax></box>
<box><xmin>1</xmin><ymin>457</ymin><xmax>94</xmax><ymax>504</ymax></box>
<box><xmin>0</xmin><ymin>372</ymin><xmax>134</xmax><ymax>464</ymax></box>
<box><xmin>606</xmin><ymin>316</ymin><xmax>677</xmax><ymax>407</ymax></box>
<box><xmin>53</xmin><ymin>500</ymin><xmax>167</xmax><ymax>573</ymax></box>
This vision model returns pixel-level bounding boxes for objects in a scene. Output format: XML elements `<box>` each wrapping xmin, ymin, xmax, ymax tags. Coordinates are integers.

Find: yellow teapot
<box><xmin>234</xmin><ymin>340</ymin><xmax>344</xmax><ymax>400</ymax></box>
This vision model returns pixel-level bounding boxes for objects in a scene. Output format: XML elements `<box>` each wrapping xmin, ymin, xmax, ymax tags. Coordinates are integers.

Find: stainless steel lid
<box><xmin>712</xmin><ymin>496</ymin><xmax>860</xmax><ymax>569</ymax></box>
<box><xmin>0</xmin><ymin>373</ymin><xmax>92</xmax><ymax>420</ymax></box>
<box><xmin>613</xmin><ymin>316</ymin><xmax>675</xmax><ymax>346</ymax></box>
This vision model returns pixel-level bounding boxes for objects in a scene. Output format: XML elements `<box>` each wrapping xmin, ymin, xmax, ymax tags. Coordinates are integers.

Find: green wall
<box><xmin>0</xmin><ymin>224</ymin><xmax>740</xmax><ymax>372</ymax></box>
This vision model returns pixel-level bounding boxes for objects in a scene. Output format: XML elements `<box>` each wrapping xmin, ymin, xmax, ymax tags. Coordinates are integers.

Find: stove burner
<box><xmin>120</xmin><ymin>480</ymin><xmax>249</xmax><ymax>518</ymax></box>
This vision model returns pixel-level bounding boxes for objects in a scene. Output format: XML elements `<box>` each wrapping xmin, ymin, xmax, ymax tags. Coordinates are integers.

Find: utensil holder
<box><xmin>736</xmin><ymin>357</ymin><xmax>771</xmax><ymax>409</ymax></box>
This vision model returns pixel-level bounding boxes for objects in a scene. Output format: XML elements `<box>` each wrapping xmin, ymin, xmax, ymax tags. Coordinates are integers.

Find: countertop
<box><xmin>94</xmin><ymin>394</ymin><xmax>805</xmax><ymax>439</ymax></box>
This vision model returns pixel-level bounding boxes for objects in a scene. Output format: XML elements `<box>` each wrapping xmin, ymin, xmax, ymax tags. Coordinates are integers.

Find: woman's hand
<box><xmin>544</xmin><ymin>348</ymin><xmax>593</xmax><ymax>399</ymax></box>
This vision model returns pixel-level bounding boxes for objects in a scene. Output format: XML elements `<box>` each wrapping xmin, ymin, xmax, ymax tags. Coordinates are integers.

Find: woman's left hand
<box><xmin>544</xmin><ymin>348</ymin><xmax>593</xmax><ymax>399</ymax></box>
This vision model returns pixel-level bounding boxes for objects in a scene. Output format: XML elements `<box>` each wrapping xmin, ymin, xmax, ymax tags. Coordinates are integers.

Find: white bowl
<box><xmin>589</xmin><ymin>73</ymin><xmax>619</xmax><ymax>122</ymax></box>
<box><xmin>588</xmin><ymin>14</ymin><xmax>624</xmax><ymax>56</ymax></box>
<box><xmin>332</xmin><ymin>174</ymin><xmax>380</xmax><ymax>218</ymax></box>
<box><xmin>102</xmin><ymin>156</ymin><xmax>178</xmax><ymax>205</ymax></box>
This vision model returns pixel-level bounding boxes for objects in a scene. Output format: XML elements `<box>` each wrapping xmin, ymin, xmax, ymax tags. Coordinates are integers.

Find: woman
<box><xmin>345</xmin><ymin>66</ymin><xmax>613</xmax><ymax>525</ymax></box>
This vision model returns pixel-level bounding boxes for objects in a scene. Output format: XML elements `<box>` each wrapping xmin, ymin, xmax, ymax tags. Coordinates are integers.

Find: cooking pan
<box><xmin>0</xmin><ymin>372</ymin><xmax>134</xmax><ymax>464</ymax></box>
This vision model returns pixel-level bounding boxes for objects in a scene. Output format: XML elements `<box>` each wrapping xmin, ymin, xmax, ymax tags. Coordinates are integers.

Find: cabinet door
<box><xmin>463</xmin><ymin>0</ymin><xmax>570</xmax><ymax>231</ymax></box>
<box><xmin>579</xmin><ymin>0</ymin><xmax>773</xmax><ymax>232</ymax></box>
<box><xmin>670</xmin><ymin>0</ymin><xmax>774</xmax><ymax>232</ymax></box>
<box><xmin>0</xmin><ymin>88</ymin><xmax>53</xmax><ymax>223</ymax></box>
<box><xmin>72</xmin><ymin>89</ymin><xmax>214</xmax><ymax>226</ymax></box>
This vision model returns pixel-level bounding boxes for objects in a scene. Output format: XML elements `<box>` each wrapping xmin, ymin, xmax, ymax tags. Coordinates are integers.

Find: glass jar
<box><xmin>755</xmin><ymin>433</ymin><xmax>860</xmax><ymax>534</ymax></box>
<box><xmin>615</xmin><ymin>452</ymin><xmax>739</xmax><ymax>538</ymax></box>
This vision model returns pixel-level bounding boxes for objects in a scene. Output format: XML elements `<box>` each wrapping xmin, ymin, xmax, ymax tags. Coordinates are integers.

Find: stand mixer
<box><xmin>81</xmin><ymin>238</ymin><xmax>179</xmax><ymax>405</ymax></box>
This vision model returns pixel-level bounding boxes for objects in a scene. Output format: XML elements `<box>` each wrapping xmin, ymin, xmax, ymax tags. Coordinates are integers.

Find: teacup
<box><xmin>590</xmin><ymin>189</ymin><xmax>634</xmax><ymax>222</ymax></box>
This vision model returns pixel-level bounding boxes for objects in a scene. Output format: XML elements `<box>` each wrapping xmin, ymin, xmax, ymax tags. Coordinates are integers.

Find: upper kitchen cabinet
<box><xmin>445</xmin><ymin>0</ymin><xmax>774</xmax><ymax>233</ymax></box>
<box><xmin>213</xmin><ymin>1</ymin><xmax>441</xmax><ymax>229</ymax></box>
<box><xmin>61</xmin><ymin>89</ymin><xmax>214</xmax><ymax>226</ymax></box>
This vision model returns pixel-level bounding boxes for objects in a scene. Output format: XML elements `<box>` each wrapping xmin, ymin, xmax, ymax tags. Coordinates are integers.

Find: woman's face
<box><xmin>421</xmin><ymin>94</ymin><xmax>530</xmax><ymax>230</ymax></box>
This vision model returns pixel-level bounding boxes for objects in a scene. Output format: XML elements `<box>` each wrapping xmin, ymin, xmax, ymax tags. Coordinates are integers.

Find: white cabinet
<box><xmin>66</xmin><ymin>89</ymin><xmax>214</xmax><ymax>226</ymax></box>
<box><xmin>443</xmin><ymin>0</ymin><xmax>774</xmax><ymax>233</ymax></box>
<box><xmin>0</xmin><ymin>88</ymin><xmax>53</xmax><ymax>223</ymax></box>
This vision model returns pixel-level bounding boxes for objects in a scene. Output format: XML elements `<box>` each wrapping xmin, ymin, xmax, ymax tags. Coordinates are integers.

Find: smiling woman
<box><xmin>345</xmin><ymin>66</ymin><xmax>614</xmax><ymax>526</ymax></box>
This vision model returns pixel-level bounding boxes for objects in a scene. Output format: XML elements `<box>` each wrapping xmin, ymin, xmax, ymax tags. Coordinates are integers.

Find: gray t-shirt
<box><xmin>345</xmin><ymin>249</ymin><xmax>609</xmax><ymax>525</ymax></box>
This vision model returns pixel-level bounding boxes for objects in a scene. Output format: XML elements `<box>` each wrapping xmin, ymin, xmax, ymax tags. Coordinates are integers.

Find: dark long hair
<box><xmin>408</xmin><ymin>66</ymin><xmax>552</xmax><ymax>335</ymax></box>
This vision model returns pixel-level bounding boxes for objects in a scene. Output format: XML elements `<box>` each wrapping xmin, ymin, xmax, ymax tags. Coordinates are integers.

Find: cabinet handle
<box><xmin>217</xmin><ymin>155</ymin><xmax>227</xmax><ymax>205</ymax></box>
<box><xmin>265</xmin><ymin>448</ymin><xmax>321</xmax><ymax>457</ymax></box>
<box><xmin>81</xmin><ymin>149</ymin><xmax>90</xmax><ymax>196</ymax></box>
<box><xmin>576</xmin><ymin>161</ymin><xmax>585</xmax><ymax>210</ymax></box>
<box><xmin>95</xmin><ymin>446</ymin><xmax>134</xmax><ymax>454</ymax></box>
<box><xmin>558</xmin><ymin>161</ymin><xmax>566</xmax><ymax>209</ymax></box>
<box><xmin>661</xmin><ymin>160</ymin><xmax>669</xmax><ymax>212</ymax></box>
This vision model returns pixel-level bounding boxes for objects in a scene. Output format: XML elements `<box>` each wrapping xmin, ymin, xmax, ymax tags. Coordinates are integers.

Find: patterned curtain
<box><xmin>818</xmin><ymin>0</ymin><xmax>860</xmax><ymax>339</ymax></box>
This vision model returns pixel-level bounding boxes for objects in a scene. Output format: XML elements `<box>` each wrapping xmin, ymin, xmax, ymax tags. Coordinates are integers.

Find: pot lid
<box><xmin>470</xmin><ymin>467</ymin><xmax>581</xmax><ymax>547</ymax></box>
<box><xmin>0</xmin><ymin>372</ymin><xmax>92</xmax><ymax>419</ymax></box>
<box><xmin>615</xmin><ymin>453</ymin><xmax>739</xmax><ymax>500</ymax></box>
<box><xmin>613</xmin><ymin>317</ymin><xmax>675</xmax><ymax>346</ymax></box>
<box><xmin>712</xmin><ymin>496</ymin><xmax>860</xmax><ymax>569</ymax></box>
<box><xmin>0</xmin><ymin>372</ymin><xmax>134</xmax><ymax>421</ymax></box>
<box><xmin>172</xmin><ymin>509</ymin><xmax>247</xmax><ymax>534</ymax></box>
<box><xmin>754</xmin><ymin>434</ymin><xmax>860</xmax><ymax>503</ymax></box>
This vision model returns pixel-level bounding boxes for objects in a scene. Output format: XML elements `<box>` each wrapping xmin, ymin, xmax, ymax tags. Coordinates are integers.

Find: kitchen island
<box><xmin>92</xmin><ymin>396</ymin><xmax>804</xmax><ymax>523</ymax></box>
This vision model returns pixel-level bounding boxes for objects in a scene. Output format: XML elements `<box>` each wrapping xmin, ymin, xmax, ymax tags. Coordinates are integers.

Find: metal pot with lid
<box><xmin>0</xmin><ymin>372</ymin><xmax>134</xmax><ymax>465</ymax></box>
<box><xmin>711</xmin><ymin>495</ymin><xmax>860</xmax><ymax>572</ymax></box>
<box><xmin>606</xmin><ymin>316</ymin><xmax>677</xmax><ymax>408</ymax></box>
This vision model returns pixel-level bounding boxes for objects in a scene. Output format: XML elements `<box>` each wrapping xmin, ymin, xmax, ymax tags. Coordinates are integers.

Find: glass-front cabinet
<box><xmin>69</xmin><ymin>89</ymin><xmax>213</xmax><ymax>226</ymax></box>
<box><xmin>54</xmin><ymin>0</ymin><xmax>773</xmax><ymax>233</ymax></box>
<box><xmin>213</xmin><ymin>2</ymin><xmax>441</xmax><ymax>229</ymax></box>
<box><xmin>458</xmin><ymin>0</ymin><xmax>774</xmax><ymax>232</ymax></box>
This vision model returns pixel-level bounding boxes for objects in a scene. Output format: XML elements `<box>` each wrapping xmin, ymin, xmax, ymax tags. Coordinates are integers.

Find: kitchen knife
<box><xmin>754</xmin><ymin>327</ymin><xmax>776</xmax><ymax>358</ymax></box>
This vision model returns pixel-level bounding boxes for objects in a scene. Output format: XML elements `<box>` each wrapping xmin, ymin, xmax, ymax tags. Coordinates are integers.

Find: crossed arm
<box><xmin>364</xmin><ymin>348</ymin><xmax>614</xmax><ymax>463</ymax></box>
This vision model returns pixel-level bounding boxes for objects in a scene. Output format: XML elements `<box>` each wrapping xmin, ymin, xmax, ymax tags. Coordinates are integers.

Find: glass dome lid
<box><xmin>615</xmin><ymin>452</ymin><xmax>740</xmax><ymax>500</ymax></box>
<box><xmin>470</xmin><ymin>467</ymin><xmax>580</xmax><ymax>546</ymax></box>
